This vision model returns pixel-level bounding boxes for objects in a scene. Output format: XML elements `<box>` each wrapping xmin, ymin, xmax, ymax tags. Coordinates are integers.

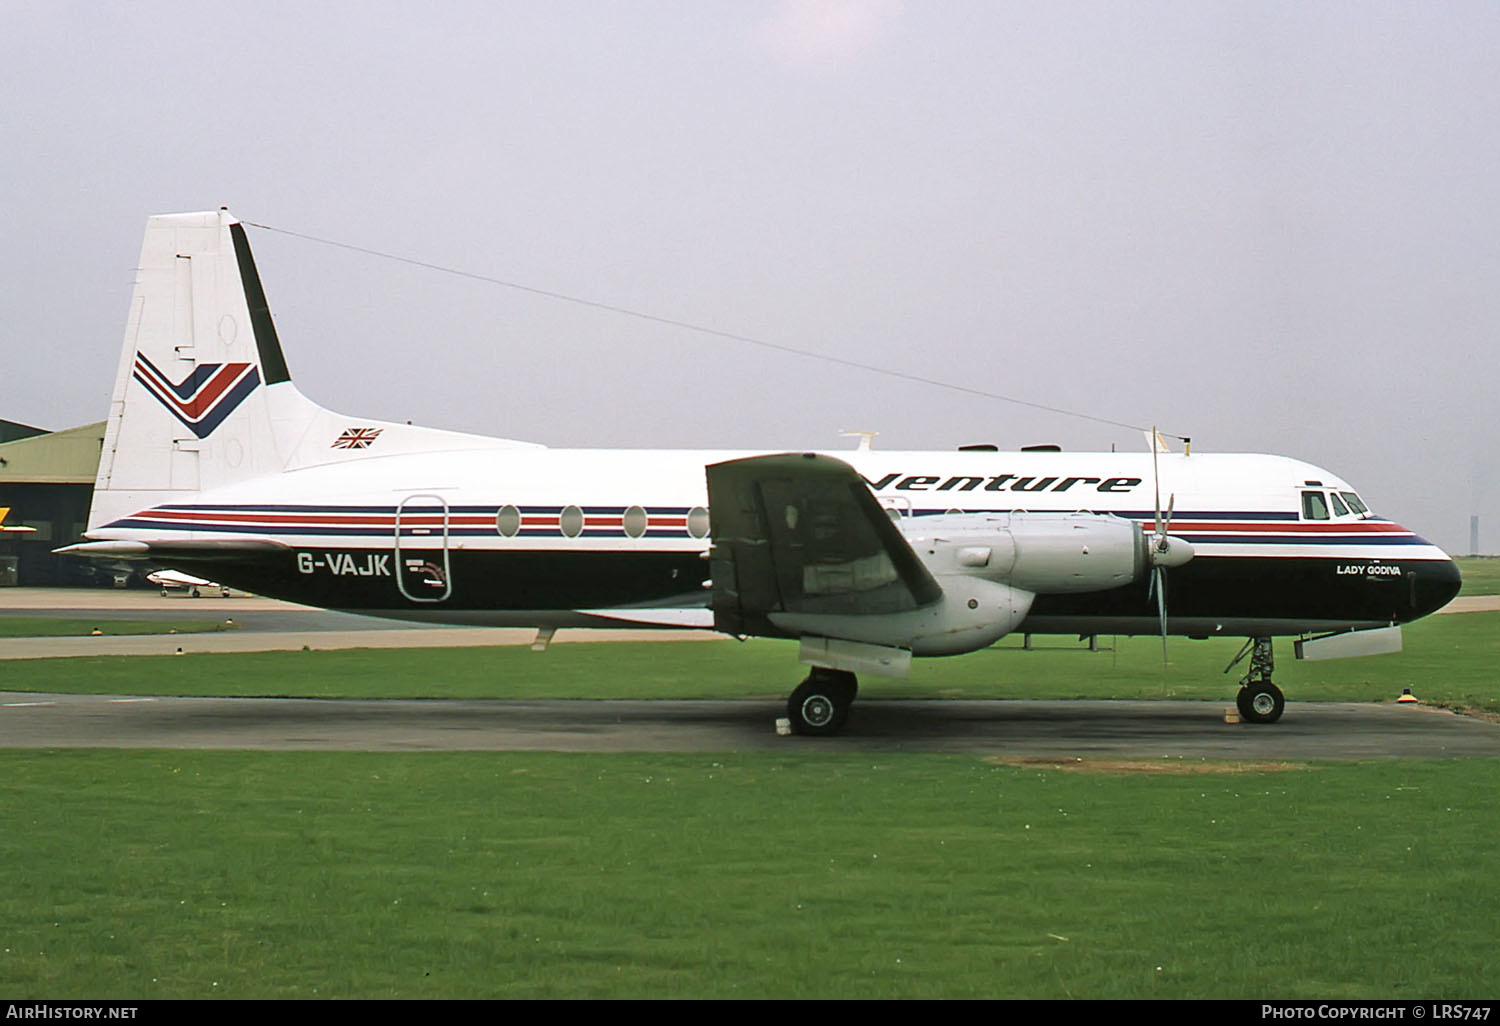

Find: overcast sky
<box><xmin>3</xmin><ymin>1</ymin><xmax>1497</xmax><ymax>553</ymax></box>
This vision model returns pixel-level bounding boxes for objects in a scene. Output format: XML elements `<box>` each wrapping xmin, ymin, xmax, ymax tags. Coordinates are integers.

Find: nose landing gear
<box><xmin>1227</xmin><ymin>636</ymin><xmax>1285</xmax><ymax>723</ymax></box>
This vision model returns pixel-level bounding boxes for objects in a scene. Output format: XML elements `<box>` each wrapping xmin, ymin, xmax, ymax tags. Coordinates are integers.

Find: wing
<box><xmin>705</xmin><ymin>453</ymin><xmax>942</xmax><ymax>638</ymax></box>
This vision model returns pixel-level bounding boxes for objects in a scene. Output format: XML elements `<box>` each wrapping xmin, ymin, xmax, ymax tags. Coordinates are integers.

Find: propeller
<box><xmin>1146</xmin><ymin>427</ymin><xmax>1194</xmax><ymax>663</ymax></box>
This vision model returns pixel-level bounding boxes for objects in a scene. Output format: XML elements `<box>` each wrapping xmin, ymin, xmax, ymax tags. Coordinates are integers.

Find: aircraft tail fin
<box><xmin>89</xmin><ymin>210</ymin><xmax>323</xmax><ymax>531</ymax></box>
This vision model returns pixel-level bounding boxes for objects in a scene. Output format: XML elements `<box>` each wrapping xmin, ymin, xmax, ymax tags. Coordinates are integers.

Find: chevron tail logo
<box><xmin>132</xmin><ymin>352</ymin><xmax>261</xmax><ymax>438</ymax></box>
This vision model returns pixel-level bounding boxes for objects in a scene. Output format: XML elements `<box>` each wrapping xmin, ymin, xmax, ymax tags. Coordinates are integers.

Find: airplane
<box><xmin>145</xmin><ymin>568</ymin><xmax>230</xmax><ymax>598</ymax></box>
<box><xmin>58</xmin><ymin>210</ymin><xmax>1462</xmax><ymax>735</ymax></box>
<box><xmin>0</xmin><ymin>507</ymin><xmax>37</xmax><ymax>533</ymax></box>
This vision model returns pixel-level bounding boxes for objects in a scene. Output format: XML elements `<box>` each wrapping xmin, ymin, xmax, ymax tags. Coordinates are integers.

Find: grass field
<box><xmin>1454</xmin><ymin>556</ymin><xmax>1500</xmax><ymax>596</ymax></box>
<box><xmin>2</xmin><ymin>750</ymin><xmax>1496</xmax><ymax>999</ymax></box>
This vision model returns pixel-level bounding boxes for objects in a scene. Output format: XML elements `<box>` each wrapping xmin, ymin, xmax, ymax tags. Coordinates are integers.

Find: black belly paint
<box><xmin>161</xmin><ymin>548</ymin><xmax>1462</xmax><ymax>636</ymax></box>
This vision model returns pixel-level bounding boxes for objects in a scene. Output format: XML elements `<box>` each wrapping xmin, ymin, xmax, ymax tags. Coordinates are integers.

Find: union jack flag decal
<box><xmin>133</xmin><ymin>352</ymin><xmax>260</xmax><ymax>439</ymax></box>
<box><xmin>332</xmin><ymin>427</ymin><xmax>383</xmax><ymax>449</ymax></box>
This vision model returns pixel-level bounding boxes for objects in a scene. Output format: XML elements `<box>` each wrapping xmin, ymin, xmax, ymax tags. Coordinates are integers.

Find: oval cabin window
<box><xmin>623</xmin><ymin>505</ymin><xmax>648</xmax><ymax>538</ymax></box>
<box><xmin>687</xmin><ymin>506</ymin><xmax>710</xmax><ymax>539</ymax></box>
<box><xmin>495</xmin><ymin>505</ymin><xmax>522</xmax><ymax>538</ymax></box>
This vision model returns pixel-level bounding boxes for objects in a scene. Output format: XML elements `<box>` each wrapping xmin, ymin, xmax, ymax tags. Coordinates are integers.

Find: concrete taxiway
<box><xmin>2</xmin><ymin>692</ymin><xmax>1498</xmax><ymax>759</ymax></box>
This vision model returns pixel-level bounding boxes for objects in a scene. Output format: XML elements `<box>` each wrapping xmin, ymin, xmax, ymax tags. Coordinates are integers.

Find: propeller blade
<box><xmin>1148</xmin><ymin>431</ymin><xmax>1179</xmax><ymax>663</ymax></box>
<box><xmin>1155</xmin><ymin>566</ymin><xmax>1168</xmax><ymax>664</ymax></box>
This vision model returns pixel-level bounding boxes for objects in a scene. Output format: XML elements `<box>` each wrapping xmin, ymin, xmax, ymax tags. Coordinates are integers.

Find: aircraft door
<box><xmin>395</xmin><ymin>494</ymin><xmax>452</xmax><ymax>602</ymax></box>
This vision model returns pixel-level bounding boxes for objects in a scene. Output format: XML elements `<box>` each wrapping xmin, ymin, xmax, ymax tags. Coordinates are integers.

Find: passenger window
<box><xmin>495</xmin><ymin>505</ymin><xmax>522</xmax><ymax>537</ymax></box>
<box><xmin>1301</xmin><ymin>491</ymin><xmax>1330</xmax><ymax>521</ymax></box>
<box><xmin>687</xmin><ymin>506</ymin><xmax>711</xmax><ymax>539</ymax></box>
<box><xmin>622</xmin><ymin>505</ymin><xmax>648</xmax><ymax>538</ymax></box>
<box><xmin>1329</xmin><ymin>492</ymin><xmax>1350</xmax><ymax>517</ymax></box>
<box><xmin>1341</xmin><ymin>492</ymin><xmax>1369</xmax><ymax>515</ymax></box>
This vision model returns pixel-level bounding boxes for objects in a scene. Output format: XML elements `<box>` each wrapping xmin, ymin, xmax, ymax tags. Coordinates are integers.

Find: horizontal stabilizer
<box><xmin>56</xmin><ymin>538</ymin><xmax>288</xmax><ymax>561</ymax></box>
<box><xmin>705</xmin><ymin>453</ymin><xmax>942</xmax><ymax>638</ymax></box>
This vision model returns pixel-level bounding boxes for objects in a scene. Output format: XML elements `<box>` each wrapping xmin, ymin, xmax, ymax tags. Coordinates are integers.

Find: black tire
<box><xmin>1238</xmin><ymin>682</ymin><xmax>1285</xmax><ymax>724</ymax></box>
<box><xmin>787</xmin><ymin>670</ymin><xmax>857</xmax><ymax>736</ymax></box>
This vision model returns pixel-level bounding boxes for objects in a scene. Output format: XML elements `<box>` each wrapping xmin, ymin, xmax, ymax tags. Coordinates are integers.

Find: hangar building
<box><xmin>0</xmin><ymin>420</ymin><xmax>108</xmax><ymax>586</ymax></box>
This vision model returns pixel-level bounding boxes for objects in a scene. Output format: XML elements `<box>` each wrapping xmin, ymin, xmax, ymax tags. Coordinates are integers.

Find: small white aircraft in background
<box><xmin>0</xmin><ymin>507</ymin><xmax>36</xmax><ymax>533</ymax></box>
<box><xmin>145</xmin><ymin>568</ymin><xmax>230</xmax><ymax>598</ymax></box>
<box><xmin>59</xmin><ymin>211</ymin><xmax>1461</xmax><ymax>735</ymax></box>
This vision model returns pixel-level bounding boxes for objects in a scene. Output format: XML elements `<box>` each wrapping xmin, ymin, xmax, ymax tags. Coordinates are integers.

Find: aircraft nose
<box><xmin>1410</xmin><ymin>552</ymin><xmax>1462</xmax><ymax>618</ymax></box>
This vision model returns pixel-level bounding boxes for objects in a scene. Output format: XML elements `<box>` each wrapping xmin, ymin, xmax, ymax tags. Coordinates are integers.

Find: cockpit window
<box><xmin>1301</xmin><ymin>491</ymin><xmax>1330</xmax><ymax>521</ymax></box>
<box><xmin>1329</xmin><ymin>492</ymin><xmax>1350</xmax><ymax>517</ymax></box>
<box><xmin>1341</xmin><ymin>492</ymin><xmax>1369</xmax><ymax>515</ymax></box>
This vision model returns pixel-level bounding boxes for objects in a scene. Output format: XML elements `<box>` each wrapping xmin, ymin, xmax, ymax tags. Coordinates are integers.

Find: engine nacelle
<box><xmin>775</xmin><ymin>512</ymin><xmax>1175</xmax><ymax>661</ymax></box>
<box><xmin>769</xmin><ymin>575</ymin><xmax>1034</xmax><ymax>657</ymax></box>
<box><xmin>904</xmin><ymin>511</ymin><xmax>1147</xmax><ymax>594</ymax></box>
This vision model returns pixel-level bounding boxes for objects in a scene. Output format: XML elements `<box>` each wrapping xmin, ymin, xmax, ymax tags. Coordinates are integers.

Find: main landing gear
<box><xmin>787</xmin><ymin>667</ymin><xmax>858</xmax><ymax>736</ymax></box>
<box><xmin>1227</xmin><ymin>636</ymin><xmax>1285</xmax><ymax>724</ymax></box>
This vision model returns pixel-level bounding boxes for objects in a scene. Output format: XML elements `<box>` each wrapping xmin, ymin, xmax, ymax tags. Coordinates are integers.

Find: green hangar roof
<box><xmin>0</xmin><ymin>422</ymin><xmax>106</xmax><ymax>485</ymax></box>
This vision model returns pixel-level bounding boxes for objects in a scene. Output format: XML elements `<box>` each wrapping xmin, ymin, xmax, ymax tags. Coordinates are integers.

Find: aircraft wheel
<box><xmin>1237</xmin><ymin>682</ymin><xmax>1285</xmax><ymax>724</ymax></box>
<box><xmin>160</xmin><ymin>588</ymin><xmax>168</xmax><ymax>597</ymax></box>
<box><xmin>787</xmin><ymin>670</ymin><xmax>857</xmax><ymax>736</ymax></box>
<box><xmin>191</xmin><ymin>587</ymin><xmax>201</xmax><ymax>598</ymax></box>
